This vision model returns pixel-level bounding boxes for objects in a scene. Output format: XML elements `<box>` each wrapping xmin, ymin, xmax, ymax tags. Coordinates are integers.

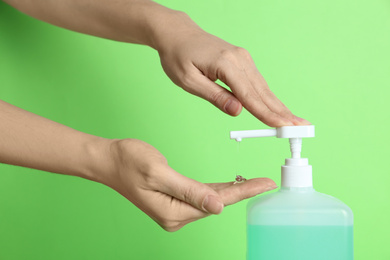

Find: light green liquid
<box><xmin>247</xmin><ymin>225</ymin><xmax>353</xmax><ymax>260</ymax></box>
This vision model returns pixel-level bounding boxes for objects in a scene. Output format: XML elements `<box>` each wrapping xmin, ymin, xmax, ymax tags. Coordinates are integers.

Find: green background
<box><xmin>1</xmin><ymin>0</ymin><xmax>389</xmax><ymax>259</ymax></box>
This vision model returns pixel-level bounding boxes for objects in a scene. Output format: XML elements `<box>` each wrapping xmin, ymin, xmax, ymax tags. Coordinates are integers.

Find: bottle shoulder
<box><xmin>248</xmin><ymin>189</ymin><xmax>350</xmax><ymax>209</ymax></box>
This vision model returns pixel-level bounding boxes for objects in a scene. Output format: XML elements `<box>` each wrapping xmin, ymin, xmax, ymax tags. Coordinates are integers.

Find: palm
<box><xmin>108</xmin><ymin>138</ymin><xmax>276</xmax><ymax>231</ymax></box>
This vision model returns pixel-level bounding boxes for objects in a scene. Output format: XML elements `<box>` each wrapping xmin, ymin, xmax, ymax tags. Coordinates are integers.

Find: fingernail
<box><xmin>225</xmin><ymin>100</ymin><xmax>241</xmax><ymax>116</ymax></box>
<box><xmin>280</xmin><ymin>119</ymin><xmax>294</xmax><ymax>126</ymax></box>
<box><xmin>202</xmin><ymin>195</ymin><xmax>224</xmax><ymax>214</ymax></box>
<box><xmin>266</xmin><ymin>185</ymin><xmax>278</xmax><ymax>191</ymax></box>
<box><xmin>294</xmin><ymin>116</ymin><xmax>311</xmax><ymax>125</ymax></box>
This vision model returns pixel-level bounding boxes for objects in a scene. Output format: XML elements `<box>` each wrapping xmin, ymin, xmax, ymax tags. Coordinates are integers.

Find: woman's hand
<box><xmin>0</xmin><ymin>101</ymin><xmax>277</xmax><ymax>232</ymax></box>
<box><xmin>154</xmin><ymin>14</ymin><xmax>310</xmax><ymax>127</ymax></box>
<box><xmin>102</xmin><ymin>138</ymin><xmax>277</xmax><ymax>232</ymax></box>
<box><xmin>4</xmin><ymin>0</ymin><xmax>310</xmax><ymax>126</ymax></box>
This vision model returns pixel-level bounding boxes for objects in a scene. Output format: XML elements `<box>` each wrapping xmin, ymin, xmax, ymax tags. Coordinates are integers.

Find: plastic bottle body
<box><xmin>247</xmin><ymin>187</ymin><xmax>353</xmax><ymax>260</ymax></box>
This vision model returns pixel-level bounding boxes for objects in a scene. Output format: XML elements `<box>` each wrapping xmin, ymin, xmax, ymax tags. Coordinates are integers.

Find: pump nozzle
<box><xmin>230</xmin><ymin>125</ymin><xmax>314</xmax><ymax>158</ymax></box>
<box><xmin>230</xmin><ymin>125</ymin><xmax>315</xmax><ymax>141</ymax></box>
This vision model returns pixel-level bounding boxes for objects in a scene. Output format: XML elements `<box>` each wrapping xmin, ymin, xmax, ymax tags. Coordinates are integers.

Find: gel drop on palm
<box><xmin>230</xmin><ymin>126</ymin><xmax>353</xmax><ymax>260</ymax></box>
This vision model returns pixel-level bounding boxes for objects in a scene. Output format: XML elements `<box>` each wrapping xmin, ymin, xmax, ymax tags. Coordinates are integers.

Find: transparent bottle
<box><xmin>230</xmin><ymin>126</ymin><xmax>354</xmax><ymax>260</ymax></box>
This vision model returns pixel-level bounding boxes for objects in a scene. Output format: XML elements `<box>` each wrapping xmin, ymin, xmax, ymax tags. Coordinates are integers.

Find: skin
<box><xmin>0</xmin><ymin>101</ymin><xmax>277</xmax><ymax>231</ymax></box>
<box><xmin>1</xmin><ymin>0</ymin><xmax>309</xmax><ymax>231</ymax></box>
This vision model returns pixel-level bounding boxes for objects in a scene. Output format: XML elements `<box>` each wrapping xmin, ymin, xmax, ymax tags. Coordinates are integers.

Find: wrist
<box><xmin>146</xmin><ymin>6</ymin><xmax>203</xmax><ymax>52</ymax></box>
<box><xmin>78</xmin><ymin>136</ymin><xmax>118</xmax><ymax>187</ymax></box>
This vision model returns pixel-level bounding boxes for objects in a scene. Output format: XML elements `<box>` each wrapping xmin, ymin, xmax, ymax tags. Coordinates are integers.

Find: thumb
<box><xmin>160</xmin><ymin>167</ymin><xmax>224</xmax><ymax>214</ymax></box>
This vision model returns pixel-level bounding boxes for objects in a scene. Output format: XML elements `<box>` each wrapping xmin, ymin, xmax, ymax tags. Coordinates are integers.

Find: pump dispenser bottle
<box><xmin>230</xmin><ymin>126</ymin><xmax>353</xmax><ymax>260</ymax></box>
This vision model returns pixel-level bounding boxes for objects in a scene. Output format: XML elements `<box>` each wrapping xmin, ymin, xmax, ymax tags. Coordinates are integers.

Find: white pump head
<box><xmin>230</xmin><ymin>125</ymin><xmax>315</xmax><ymax>188</ymax></box>
<box><xmin>230</xmin><ymin>125</ymin><xmax>314</xmax><ymax>141</ymax></box>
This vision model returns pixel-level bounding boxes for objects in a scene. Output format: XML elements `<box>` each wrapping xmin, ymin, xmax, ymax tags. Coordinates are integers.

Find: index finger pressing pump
<box><xmin>230</xmin><ymin>125</ymin><xmax>353</xmax><ymax>260</ymax></box>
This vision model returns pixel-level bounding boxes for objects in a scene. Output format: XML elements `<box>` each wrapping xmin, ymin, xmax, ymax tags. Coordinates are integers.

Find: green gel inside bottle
<box><xmin>247</xmin><ymin>224</ymin><xmax>353</xmax><ymax>260</ymax></box>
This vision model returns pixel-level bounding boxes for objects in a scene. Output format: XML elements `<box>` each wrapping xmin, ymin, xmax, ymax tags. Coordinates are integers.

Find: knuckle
<box><xmin>183</xmin><ymin>185</ymin><xmax>197</xmax><ymax>204</ymax></box>
<box><xmin>163</xmin><ymin>224</ymin><xmax>183</xmax><ymax>232</ymax></box>
<box><xmin>208</xmin><ymin>90</ymin><xmax>227</xmax><ymax>106</ymax></box>
<box><xmin>217</xmin><ymin>47</ymin><xmax>251</xmax><ymax>65</ymax></box>
<box><xmin>256</xmin><ymin>87</ymin><xmax>268</xmax><ymax>98</ymax></box>
<box><xmin>182</xmin><ymin>184</ymin><xmax>207</xmax><ymax>209</ymax></box>
<box><xmin>240</xmin><ymin>90</ymin><xmax>260</xmax><ymax>105</ymax></box>
<box><xmin>215</xmin><ymin>56</ymin><xmax>226</xmax><ymax>69</ymax></box>
<box><xmin>141</xmin><ymin>161</ymin><xmax>169</xmax><ymax>190</ymax></box>
<box><xmin>180</xmin><ymin>72</ymin><xmax>195</xmax><ymax>89</ymax></box>
<box><xmin>158</xmin><ymin>217</ymin><xmax>183</xmax><ymax>232</ymax></box>
<box><xmin>235</xmin><ymin>46</ymin><xmax>251</xmax><ymax>59</ymax></box>
<box><xmin>140</xmin><ymin>164</ymin><xmax>158</xmax><ymax>186</ymax></box>
<box><xmin>219</xmin><ymin>49</ymin><xmax>237</xmax><ymax>63</ymax></box>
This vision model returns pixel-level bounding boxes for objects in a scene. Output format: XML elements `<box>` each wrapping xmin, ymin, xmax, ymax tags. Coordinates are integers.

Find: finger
<box><xmin>182</xmin><ymin>67</ymin><xmax>243</xmax><ymax>116</ymax></box>
<box><xmin>217</xmin><ymin>62</ymin><xmax>294</xmax><ymax>127</ymax></box>
<box><xmin>206</xmin><ymin>177</ymin><xmax>276</xmax><ymax>192</ymax></box>
<box><xmin>158</xmin><ymin>166</ymin><xmax>225</xmax><ymax>214</ymax></box>
<box><xmin>249</xmin><ymin>72</ymin><xmax>311</xmax><ymax>126</ymax></box>
<box><xmin>293</xmin><ymin>116</ymin><xmax>311</xmax><ymax>125</ymax></box>
<box><xmin>135</xmin><ymin>189</ymin><xmax>208</xmax><ymax>232</ymax></box>
<box><xmin>208</xmin><ymin>178</ymin><xmax>277</xmax><ymax>206</ymax></box>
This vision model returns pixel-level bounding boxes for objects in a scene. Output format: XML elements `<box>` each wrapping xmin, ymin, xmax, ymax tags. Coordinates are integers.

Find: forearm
<box><xmin>3</xmin><ymin>0</ymin><xmax>200</xmax><ymax>50</ymax></box>
<box><xmin>0</xmin><ymin>100</ymin><xmax>112</xmax><ymax>184</ymax></box>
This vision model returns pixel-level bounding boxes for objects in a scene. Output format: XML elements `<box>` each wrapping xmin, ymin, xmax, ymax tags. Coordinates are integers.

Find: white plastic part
<box><xmin>289</xmin><ymin>138</ymin><xmax>302</xmax><ymax>159</ymax></box>
<box><xmin>230</xmin><ymin>125</ymin><xmax>315</xmax><ymax>141</ymax></box>
<box><xmin>229</xmin><ymin>125</ymin><xmax>315</xmax><ymax>188</ymax></box>
<box><xmin>276</xmin><ymin>125</ymin><xmax>315</xmax><ymax>138</ymax></box>
<box><xmin>230</xmin><ymin>129</ymin><xmax>277</xmax><ymax>142</ymax></box>
<box><xmin>282</xmin><ymin>158</ymin><xmax>312</xmax><ymax>187</ymax></box>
